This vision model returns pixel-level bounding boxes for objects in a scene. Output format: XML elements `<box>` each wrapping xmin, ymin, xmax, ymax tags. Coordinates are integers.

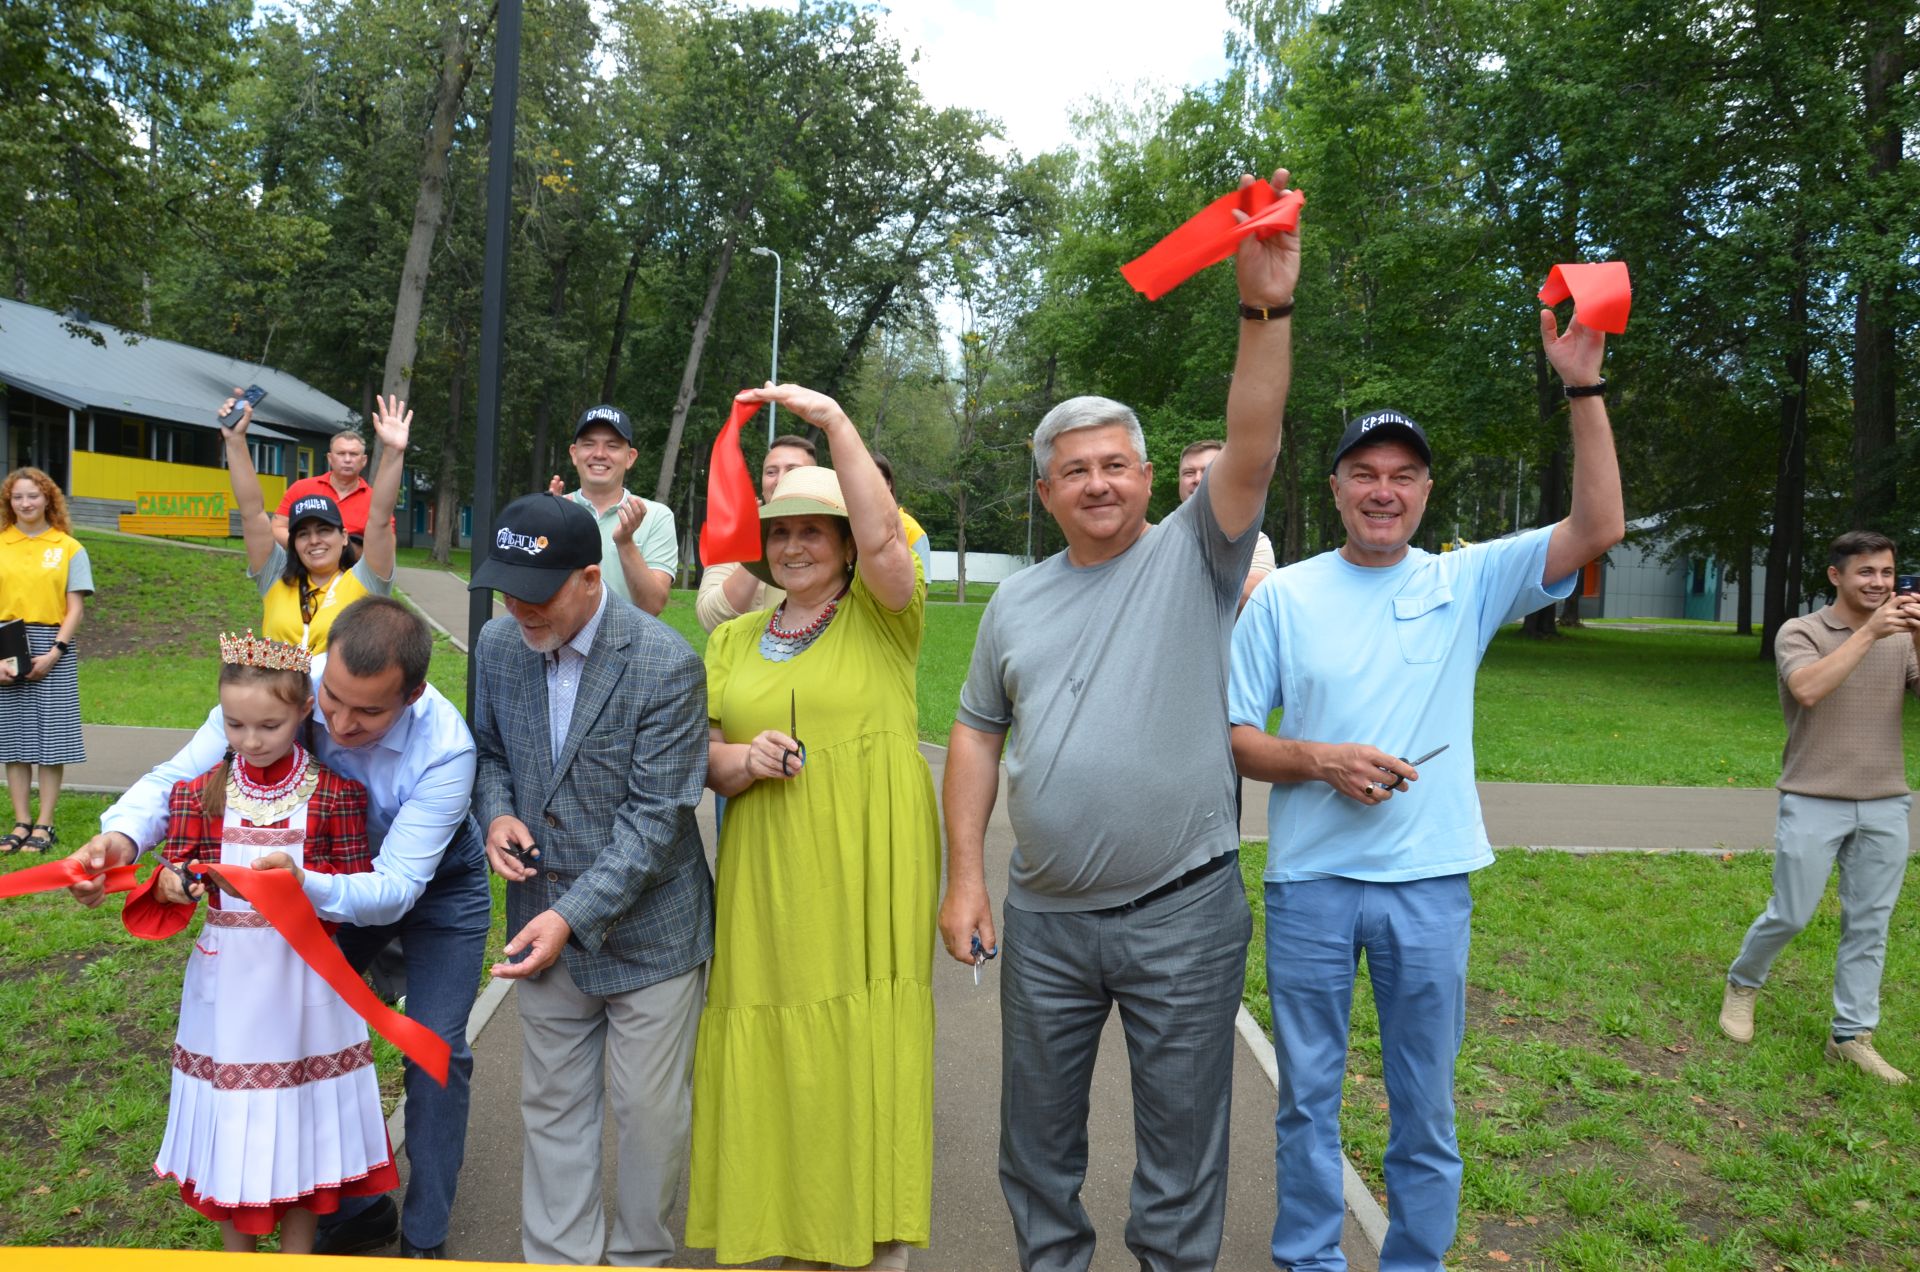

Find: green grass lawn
<box><xmin>1240</xmin><ymin>842</ymin><xmax>1920</xmax><ymax>1270</ymax></box>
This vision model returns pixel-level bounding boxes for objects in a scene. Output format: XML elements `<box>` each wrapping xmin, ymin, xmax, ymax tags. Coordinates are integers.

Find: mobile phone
<box><xmin>1898</xmin><ymin>574</ymin><xmax>1918</xmax><ymax>595</ymax></box>
<box><xmin>220</xmin><ymin>385</ymin><xmax>268</xmax><ymax>427</ymax></box>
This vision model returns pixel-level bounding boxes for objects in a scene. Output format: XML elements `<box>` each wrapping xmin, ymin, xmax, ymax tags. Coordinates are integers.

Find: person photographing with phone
<box><xmin>219</xmin><ymin>390</ymin><xmax>408</xmax><ymax>653</ymax></box>
<box><xmin>1718</xmin><ymin>531</ymin><xmax>1920</xmax><ymax>1084</ymax></box>
<box><xmin>1228</xmin><ymin>305</ymin><xmax>1624</xmax><ymax>1271</ymax></box>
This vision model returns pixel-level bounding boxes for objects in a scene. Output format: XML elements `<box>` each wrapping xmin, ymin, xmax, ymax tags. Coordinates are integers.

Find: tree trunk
<box><xmin>602</xmin><ymin>245</ymin><xmax>644</xmax><ymax>403</ymax></box>
<box><xmin>1761</xmin><ymin>264</ymin><xmax>1811</xmax><ymax>660</ymax></box>
<box><xmin>1849</xmin><ymin>12</ymin><xmax>1903</xmax><ymax>531</ymax></box>
<box><xmin>528</xmin><ymin>251</ymin><xmax>571</xmax><ymax>492</ymax></box>
<box><xmin>1280</xmin><ymin>417</ymin><xmax>1302</xmax><ymax>565</ymax></box>
<box><xmin>432</xmin><ymin>325</ymin><xmax>470</xmax><ymax>565</ymax></box>
<box><xmin>1736</xmin><ymin>550</ymin><xmax>1753</xmax><ymax>636</ymax></box>
<box><xmin>953</xmin><ymin>487</ymin><xmax>969</xmax><ymax>605</ymax></box>
<box><xmin>380</xmin><ymin>8</ymin><xmax>493</xmax><ymax>413</ymax></box>
<box><xmin>654</xmin><ymin>193</ymin><xmax>757</xmax><ymax>502</ymax></box>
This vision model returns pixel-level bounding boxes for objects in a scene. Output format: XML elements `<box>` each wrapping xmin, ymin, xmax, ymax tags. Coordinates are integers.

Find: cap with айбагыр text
<box><xmin>467</xmin><ymin>493</ymin><xmax>602</xmax><ymax>604</ymax></box>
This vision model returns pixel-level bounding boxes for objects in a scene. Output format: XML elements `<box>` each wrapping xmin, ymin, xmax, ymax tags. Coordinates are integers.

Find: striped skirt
<box><xmin>0</xmin><ymin>622</ymin><xmax>85</xmax><ymax>765</ymax></box>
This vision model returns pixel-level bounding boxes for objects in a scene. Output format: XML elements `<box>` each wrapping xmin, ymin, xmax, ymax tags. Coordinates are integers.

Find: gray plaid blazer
<box><xmin>471</xmin><ymin>593</ymin><xmax>713</xmax><ymax>997</ymax></box>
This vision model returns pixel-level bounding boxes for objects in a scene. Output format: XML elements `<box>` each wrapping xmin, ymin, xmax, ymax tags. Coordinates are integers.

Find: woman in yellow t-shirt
<box><xmin>0</xmin><ymin>467</ymin><xmax>93</xmax><ymax>853</ymax></box>
<box><xmin>219</xmin><ymin>391</ymin><xmax>409</xmax><ymax>653</ymax></box>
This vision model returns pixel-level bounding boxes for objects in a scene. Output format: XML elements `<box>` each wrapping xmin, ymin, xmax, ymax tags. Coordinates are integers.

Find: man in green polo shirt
<box><xmin>547</xmin><ymin>405</ymin><xmax>678</xmax><ymax>616</ymax></box>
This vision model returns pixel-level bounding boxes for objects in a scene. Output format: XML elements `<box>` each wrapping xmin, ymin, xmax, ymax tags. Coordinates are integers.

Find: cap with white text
<box><xmin>574</xmin><ymin>404</ymin><xmax>633</xmax><ymax>444</ymax></box>
<box><xmin>1329</xmin><ymin>409</ymin><xmax>1433</xmax><ymax>473</ymax></box>
<box><xmin>468</xmin><ymin>493</ymin><xmax>602</xmax><ymax>603</ymax></box>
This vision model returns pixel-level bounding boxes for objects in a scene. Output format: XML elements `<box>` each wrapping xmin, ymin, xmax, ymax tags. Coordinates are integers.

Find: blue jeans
<box><xmin>323</xmin><ymin>821</ymin><xmax>491</xmax><ymax>1249</ymax></box>
<box><xmin>1265</xmin><ymin>875</ymin><xmax>1471</xmax><ymax>1272</ymax></box>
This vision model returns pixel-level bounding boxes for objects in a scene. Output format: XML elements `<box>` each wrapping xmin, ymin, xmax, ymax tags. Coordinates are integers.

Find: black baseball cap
<box><xmin>1329</xmin><ymin>409</ymin><xmax>1434</xmax><ymax>473</ymax></box>
<box><xmin>287</xmin><ymin>492</ymin><xmax>344</xmax><ymax>531</ymax></box>
<box><xmin>468</xmin><ymin>494</ymin><xmax>603</xmax><ymax>603</ymax></box>
<box><xmin>574</xmin><ymin>404</ymin><xmax>633</xmax><ymax>444</ymax></box>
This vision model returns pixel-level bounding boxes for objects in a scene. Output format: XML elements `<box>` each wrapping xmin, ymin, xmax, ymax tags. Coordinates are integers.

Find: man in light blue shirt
<box><xmin>69</xmin><ymin>597</ymin><xmax>487</xmax><ymax>1259</ymax></box>
<box><xmin>1228</xmin><ymin>309</ymin><xmax>1624</xmax><ymax>1272</ymax></box>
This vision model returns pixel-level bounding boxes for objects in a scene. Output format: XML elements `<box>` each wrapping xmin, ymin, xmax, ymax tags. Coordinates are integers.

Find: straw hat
<box><xmin>745</xmin><ymin>466</ymin><xmax>848</xmax><ymax>585</ymax></box>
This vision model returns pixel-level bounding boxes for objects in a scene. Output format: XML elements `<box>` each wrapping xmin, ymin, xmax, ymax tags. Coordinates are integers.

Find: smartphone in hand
<box><xmin>220</xmin><ymin>385</ymin><xmax>268</xmax><ymax>428</ymax></box>
<box><xmin>1898</xmin><ymin>574</ymin><xmax>1918</xmax><ymax>595</ymax></box>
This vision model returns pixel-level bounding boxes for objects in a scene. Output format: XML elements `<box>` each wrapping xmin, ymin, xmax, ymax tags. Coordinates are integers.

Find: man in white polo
<box><xmin>547</xmin><ymin>405</ymin><xmax>677</xmax><ymax>616</ymax></box>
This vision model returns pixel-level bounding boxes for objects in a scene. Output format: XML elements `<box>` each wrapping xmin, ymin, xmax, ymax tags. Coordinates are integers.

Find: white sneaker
<box><xmin>1825</xmin><ymin>1032</ymin><xmax>1909</xmax><ymax>1085</ymax></box>
<box><xmin>1719</xmin><ymin>982</ymin><xmax>1759</xmax><ymax>1043</ymax></box>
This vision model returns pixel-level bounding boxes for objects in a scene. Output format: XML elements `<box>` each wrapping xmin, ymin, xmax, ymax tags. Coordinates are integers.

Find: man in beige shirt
<box><xmin>694</xmin><ymin>433</ymin><xmax>817</xmax><ymax>632</ymax></box>
<box><xmin>1721</xmin><ymin>529</ymin><xmax>1920</xmax><ymax>1084</ymax></box>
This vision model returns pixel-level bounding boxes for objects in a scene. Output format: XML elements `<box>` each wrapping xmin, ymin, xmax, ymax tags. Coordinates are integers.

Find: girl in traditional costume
<box><xmin>125</xmin><ymin>633</ymin><xmax>395</xmax><ymax>1253</ymax></box>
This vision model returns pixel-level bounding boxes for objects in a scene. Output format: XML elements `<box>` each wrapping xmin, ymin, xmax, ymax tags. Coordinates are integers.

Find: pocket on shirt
<box><xmin>1392</xmin><ymin>587</ymin><xmax>1454</xmax><ymax>664</ymax></box>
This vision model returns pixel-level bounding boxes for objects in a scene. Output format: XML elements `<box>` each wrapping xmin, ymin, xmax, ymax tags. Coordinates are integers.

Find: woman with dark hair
<box><xmin>0</xmin><ymin>466</ymin><xmax>92</xmax><ymax>852</ymax></box>
<box><xmin>220</xmin><ymin>391</ymin><xmax>409</xmax><ymax>652</ymax></box>
<box><xmin>687</xmin><ymin>384</ymin><xmax>937</xmax><ymax>1271</ymax></box>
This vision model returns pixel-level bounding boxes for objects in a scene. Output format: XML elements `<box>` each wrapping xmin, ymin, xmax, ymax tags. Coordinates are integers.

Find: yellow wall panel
<box><xmin>72</xmin><ymin>452</ymin><xmax>286</xmax><ymax>508</ymax></box>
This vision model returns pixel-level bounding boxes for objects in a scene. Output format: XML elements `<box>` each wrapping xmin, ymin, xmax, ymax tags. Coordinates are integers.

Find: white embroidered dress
<box><xmin>153</xmin><ymin>793</ymin><xmax>393</xmax><ymax>1223</ymax></box>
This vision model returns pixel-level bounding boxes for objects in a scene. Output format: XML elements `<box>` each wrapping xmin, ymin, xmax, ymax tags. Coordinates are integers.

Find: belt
<box><xmin>1101</xmin><ymin>850</ymin><xmax>1238</xmax><ymax>914</ymax></box>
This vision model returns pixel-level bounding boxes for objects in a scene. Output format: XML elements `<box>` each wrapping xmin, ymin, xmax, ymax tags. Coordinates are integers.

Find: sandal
<box><xmin>20</xmin><ymin>823</ymin><xmax>56</xmax><ymax>853</ymax></box>
<box><xmin>0</xmin><ymin>822</ymin><xmax>29</xmax><ymax>854</ymax></box>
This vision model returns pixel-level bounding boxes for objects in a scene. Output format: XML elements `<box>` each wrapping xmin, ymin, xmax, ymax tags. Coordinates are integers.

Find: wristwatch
<box><xmin>51</xmin><ymin>640</ymin><xmax>69</xmax><ymax>654</ymax></box>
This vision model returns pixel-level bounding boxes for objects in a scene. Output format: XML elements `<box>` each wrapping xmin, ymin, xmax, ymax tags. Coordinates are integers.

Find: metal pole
<box><xmin>467</xmin><ymin>0</ymin><xmax>522</xmax><ymax>709</ymax></box>
<box><xmin>751</xmin><ymin>246</ymin><xmax>782</xmax><ymax>445</ymax></box>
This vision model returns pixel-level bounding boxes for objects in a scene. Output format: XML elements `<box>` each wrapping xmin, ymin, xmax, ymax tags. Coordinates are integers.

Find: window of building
<box><xmin>248</xmin><ymin>439</ymin><xmax>284</xmax><ymax>476</ymax></box>
<box><xmin>297</xmin><ymin>447</ymin><xmax>315</xmax><ymax>479</ymax></box>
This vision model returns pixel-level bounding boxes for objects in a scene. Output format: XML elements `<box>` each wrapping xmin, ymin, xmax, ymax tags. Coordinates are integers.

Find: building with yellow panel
<box><xmin>0</xmin><ymin>297</ymin><xmax>357</xmax><ymax>535</ymax></box>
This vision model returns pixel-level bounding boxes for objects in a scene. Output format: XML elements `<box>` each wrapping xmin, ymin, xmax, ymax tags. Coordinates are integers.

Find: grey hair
<box><xmin>1032</xmin><ymin>396</ymin><xmax>1147</xmax><ymax>476</ymax></box>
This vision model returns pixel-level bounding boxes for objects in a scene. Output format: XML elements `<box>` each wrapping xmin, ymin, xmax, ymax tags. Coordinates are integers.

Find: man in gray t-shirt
<box><xmin>939</xmin><ymin>166</ymin><xmax>1299</xmax><ymax>1272</ymax></box>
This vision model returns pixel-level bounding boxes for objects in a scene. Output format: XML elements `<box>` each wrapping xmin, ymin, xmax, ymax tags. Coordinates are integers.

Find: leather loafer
<box><xmin>400</xmin><ymin>1238</ymin><xmax>448</xmax><ymax>1259</ymax></box>
<box><xmin>312</xmin><ymin>1194</ymin><xmax>399</xmax><ymax>1255</ymax></box>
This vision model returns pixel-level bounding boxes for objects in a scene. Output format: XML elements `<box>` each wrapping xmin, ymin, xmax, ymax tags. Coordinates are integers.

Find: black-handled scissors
<box><xmin>1375</xmin><ymin>744</ymin><xmax>1449</xmax><ymax>793</ymax></box>
<box><xmin>781</xmin><ymin>690</ymin><xmax>807</xmax><ymax>777</ymax></box>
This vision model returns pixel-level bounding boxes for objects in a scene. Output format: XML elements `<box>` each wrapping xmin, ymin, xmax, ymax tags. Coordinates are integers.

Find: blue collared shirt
<box><xmin>100</xmin><ymin>654</ymin><xmax>477</xmax><ymax>926</ymax></box>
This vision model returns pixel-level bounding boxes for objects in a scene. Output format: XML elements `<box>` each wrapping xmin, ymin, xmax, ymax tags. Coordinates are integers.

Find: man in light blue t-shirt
<box><xmin>1228</xmin><ymin>310</ymin><xmax>1624</xmax><ymax>1272</ymax></box>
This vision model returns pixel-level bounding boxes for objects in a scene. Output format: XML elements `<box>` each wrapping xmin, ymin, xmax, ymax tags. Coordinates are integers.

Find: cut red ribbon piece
<box><xmin>125</xmin><ymin>865</ymin><xmax>451</xmax><ymax>1087</ymax></box>
<box><xmin>701</xmin><ymin>397</ymin><xmax>766</xmax><ymax>568</ymax></box>
<box><xmin>0</xmin><ymin>857</ymin><xmax>140</xmax><ymax>899</ymax></box>
<box><xmin>1538</xmin><ymin>261</ymin><xmax>1632</xmax><ymax>335</ymax></box>
<box><xmin>1121</xmin><ymin>184</ymin><xmax>1304</xmax><ymax>302</ymax></box>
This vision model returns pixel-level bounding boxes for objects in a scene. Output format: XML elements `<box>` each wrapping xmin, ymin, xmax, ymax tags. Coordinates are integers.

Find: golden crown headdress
<box><xmin>218</xmin><ymin>630</ymin><xmax>312</xmax><ymax>673</ymax></box>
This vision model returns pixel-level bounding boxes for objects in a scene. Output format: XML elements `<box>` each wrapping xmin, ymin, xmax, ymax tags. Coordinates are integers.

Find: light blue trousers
<box><xmin>1266</xmin><ymin>874</ymin><xmax>1472</xmax><ymax>1272</ymax></box>
<box><xmin>1728</xmin><ymin>792</ymin><xmax>1910</xmax><ymax>1036</ymax></box>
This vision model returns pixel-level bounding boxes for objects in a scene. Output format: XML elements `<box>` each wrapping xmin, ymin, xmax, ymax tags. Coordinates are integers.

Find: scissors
<box><xmin>781</xmin><ymin>690</ymin><xmax>807</xmax><ymax>777</ymax></box>
<box><xmin>148</xmin><ymin>848</ymin><xmax>205</xmax><ymax>904</ymax></box>
<box><xmin>1373</xmin><ymin>744</ymin><xmax>1449</xmax><ymax>794</ymax></box>
<box><xmin>970</xmin><ymin>933</ymin><xmax>999</xmax><ymax>987</ymax></box>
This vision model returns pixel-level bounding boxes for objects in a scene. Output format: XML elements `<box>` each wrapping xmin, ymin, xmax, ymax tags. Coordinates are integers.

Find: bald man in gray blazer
<box><xmin>470</xmin><ymin>493</ymin><xmax>712</xmax><ymax>1266</ymax></box>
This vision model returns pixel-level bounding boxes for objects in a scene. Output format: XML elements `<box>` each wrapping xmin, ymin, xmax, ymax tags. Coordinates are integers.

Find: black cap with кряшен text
<box><xmin>467</xmin><ymin>493</ymin><xmax>602</xmax><ymax>604</ymax></box>
<box><xmin>1329</xmin><ymin>409</ymin><xmax>1434</xmax><ymax>474</ymax></box>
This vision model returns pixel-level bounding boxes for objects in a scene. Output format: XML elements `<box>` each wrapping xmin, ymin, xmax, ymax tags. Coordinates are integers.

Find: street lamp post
<box><xmin>750</xmin><ymin>245</ymin><xmax>782</xmax><ymax>445</ymax></box>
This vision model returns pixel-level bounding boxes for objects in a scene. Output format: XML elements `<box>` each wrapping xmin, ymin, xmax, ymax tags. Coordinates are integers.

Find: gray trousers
<box><xmin>517</xmin><ymin>958</ymin><xmax>706</xmax><ymax>1266</ymax></box>
<box><xmin>1728</xmin><ymin>792</ymin><xmax>1910</xmax><ymax>1036</ymax></box>
<box><xmin>999</xmin><ymin>860</ymin><xmax>1251</xmax><ymax>1272</ymax></box>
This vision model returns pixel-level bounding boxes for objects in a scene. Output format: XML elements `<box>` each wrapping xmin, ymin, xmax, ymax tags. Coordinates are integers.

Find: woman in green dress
<box><xmin>687</xmin><ymin>383</ymin><xmax>937</xmax><ymax>1271</ymax></box>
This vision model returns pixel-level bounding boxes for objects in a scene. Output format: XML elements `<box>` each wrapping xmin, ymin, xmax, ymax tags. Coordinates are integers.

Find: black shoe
<box><xmin>312</xmin><ymin>1194</ymin><xmax>399</xmax><ymax>1255</ymax></box>
<box><xmin>399</xmin><ymin>1238</ymin><xmax>447</xmax><ymax>1259</ymax></box>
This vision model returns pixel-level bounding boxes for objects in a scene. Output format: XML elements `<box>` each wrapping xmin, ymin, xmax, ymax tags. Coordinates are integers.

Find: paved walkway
<box><xmin>69</xmin><ymin>563</ymin><xmax>1846</xmax><ymax>1268</ymax></box>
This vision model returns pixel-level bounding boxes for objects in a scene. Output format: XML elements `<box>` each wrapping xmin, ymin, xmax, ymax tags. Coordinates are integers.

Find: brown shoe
<box><xmin>1825</xmin><ymin>1032</ymin><xmax>1909</xmax><ymax>1084</ymax></box>
<box><xmin>1719</xmin><ymin>982</ymin><xmax>1759</xmax><ymax>1043</ymax></box>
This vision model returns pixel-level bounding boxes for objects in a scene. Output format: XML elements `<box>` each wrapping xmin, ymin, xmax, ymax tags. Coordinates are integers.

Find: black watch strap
<box><xmin>52</xmin><ymin>640</ymin><xmax>69</xmax><ymax>653</ymax></box>
<box><xmin>1238</xmin><ymin>300</ymin><xmax>1295</xmax><ymax>322</ymax></box>
<box><xmin>1563</xmin><ymin>378</ymin><xmax>1607</xmax><ymax>399</ymax></box>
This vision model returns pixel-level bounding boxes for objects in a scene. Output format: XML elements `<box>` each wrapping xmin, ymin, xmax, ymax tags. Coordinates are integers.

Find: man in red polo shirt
<box><xmin>274</xmin><ymin>429</ymin><xmax>396</xmax><ymax>546</ymax></box>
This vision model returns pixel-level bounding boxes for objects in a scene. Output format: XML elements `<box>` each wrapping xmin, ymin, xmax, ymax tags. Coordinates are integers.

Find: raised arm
<box><xmin>360</xmin><ymin>394</ymin><xmax>410</xmax><ymax>583</ymax></box>
<box><xmin>1209</xmin><ymin>168</ymin><xmax>1301</xmax><ymax>540</ymax></box>
<box><xmin>218</xmin><ymin>390</ymin><xmax>276</xmax><ymax>574</ymax></box>
<box><xmin>1541</xmin><ymin>313</ymin><xmax>1626</xmax><ymax>584</ymax></box>
<box><xmin>737</xmin><ymin>383</ymin><xmax>913</xmax><ymax>610</ymax></box>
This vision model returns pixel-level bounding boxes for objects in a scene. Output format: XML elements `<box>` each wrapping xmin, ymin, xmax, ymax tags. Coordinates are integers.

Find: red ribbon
<box><xmin>1538</xmin><ymin>261</ymin><xmax>1632</xmax><ymax>334</ymax></box>
<box><xmin>0</xmin><ymin>857</ymin><xmax>141</xmax><ymax>899</ymax></box>
<box><xmin>124</xmin><ymin>864</ymin><xmax>451</xmax><ymax>1087</ymax></box>
<box><xmin>1121</xmin><ymin>184</ymin><xmax>1305</xmax><ymax>302</ymax></box>
<box><xmin>700</xmin><ymin>397</ymin><xmax>766</xmax><ymax>568</ymax></box>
